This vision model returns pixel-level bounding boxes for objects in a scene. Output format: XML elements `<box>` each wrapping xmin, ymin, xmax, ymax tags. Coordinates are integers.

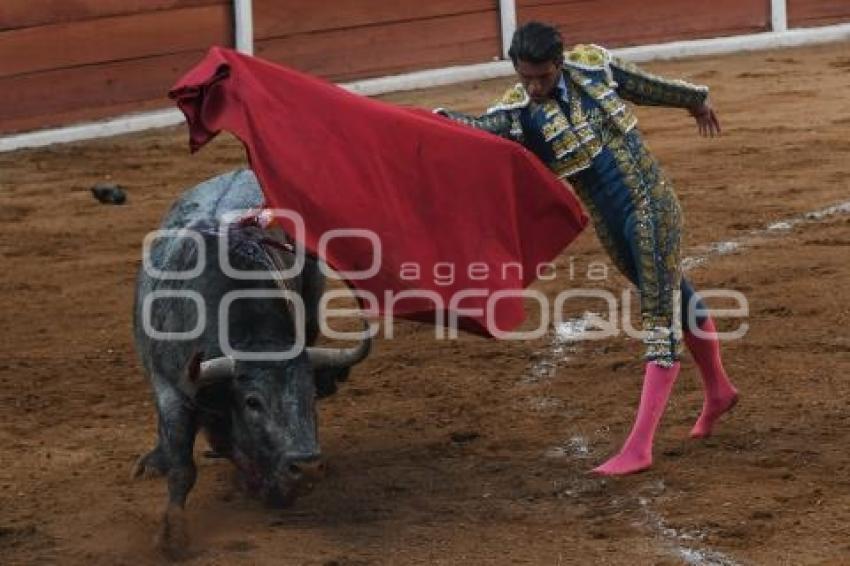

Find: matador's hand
<box><xmin>689</xmin><ymin>101</ymin><xmax>721</xmax><ymax>137</ymax></box>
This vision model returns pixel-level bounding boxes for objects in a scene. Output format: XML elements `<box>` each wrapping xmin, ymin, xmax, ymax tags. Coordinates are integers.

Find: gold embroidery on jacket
<box><xmin>611</xmin><ymin>56</ymin><xmax>709</xmax><ymax>109</ymax></box>
<box><xmin>605</xmin><ymin>133</ymin><xmax>684</xmax><ymax>365</ymax></box>
<box><xmin>487</xmin><ymin>83</ymin><xmax>531</xmax><ymax>113</ymax></box>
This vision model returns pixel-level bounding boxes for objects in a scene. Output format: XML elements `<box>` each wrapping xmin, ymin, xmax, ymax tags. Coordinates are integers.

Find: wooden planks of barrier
<box><xmin>0</xmin><ymin>49</ymin><xmax>211</xmax><ymax>134</ymax></box>
<box><xmin>788</xmin><ymin>0</ymin><xmax>850</xmax><ymax>27</ymax></box>
<box><xmin>256</xmin><ymin>13</ymin><xmax>500</xmax><ymax>82</ymax></box>
<box><xmin>256</xmin><ymin>6</ymin><xmax>501</xmax><ymax>82</ymax></box>
<box><xmin>0</xmin><ymin>4</ymin><xmax>231</xmax><ymax>78</ymax></box>
<box><xmin>253</xmin><ymin>0</ymin><xmax>497</xmax><ymax>38</ymax></box>
<box><xmin>0</xmin><ymin>0</ymin><xmax>225</xmax><ymax>31</ymax></box>
<box><xmin>5</xmin><ymin>1</ymin><xmax>848</xmax><ymax>136</ymax></box>
<box><xmin>0</xmin><ymin>0</ymin><xmax>232</xmax><ymax>134</ymax></box>
<box><xmin>517</xmin><ymin>0</ymin><xmax>769</xmax><ymax>47</ymax></box>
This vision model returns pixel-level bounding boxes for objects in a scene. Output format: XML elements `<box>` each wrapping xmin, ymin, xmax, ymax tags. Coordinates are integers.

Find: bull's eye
<box><xmin>244</xmin><ymin>395</ymin><xmax>264</xmax><ymax>413</ymax></box>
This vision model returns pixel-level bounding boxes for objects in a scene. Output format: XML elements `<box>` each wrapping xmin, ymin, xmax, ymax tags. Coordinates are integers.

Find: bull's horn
<box><xmin>177</xmin><ymin>354</ymin><xmax>236</xmax><ymax>397</ymax></box>
<box><xmin>306</xmin><ymin>331</ymin><xmax>371</xmax><ymax>370</ymax></box>
<box><xmin>199</xmin><ymin>356</ymin><xmax>237</xmax><ymax>383</ymax></box>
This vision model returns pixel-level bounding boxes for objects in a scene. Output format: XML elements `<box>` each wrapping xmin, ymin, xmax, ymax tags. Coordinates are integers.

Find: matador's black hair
<box><xmin>508</xmin><ymin>21</ymin><xmax>564</xmax><ymax>65</ymax></box>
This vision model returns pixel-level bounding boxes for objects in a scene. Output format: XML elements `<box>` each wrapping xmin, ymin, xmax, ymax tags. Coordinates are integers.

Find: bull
<box><xmin>131</xmin><ymin>169</ymin><xmax>370</xmax><ymax>557</ymax></box>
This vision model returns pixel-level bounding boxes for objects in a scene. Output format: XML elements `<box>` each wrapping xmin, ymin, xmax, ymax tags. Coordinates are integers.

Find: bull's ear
<box><xmin>177</xmin><ymin>352</ymin><xmax>234</xmax><ymax>397</ymax></box>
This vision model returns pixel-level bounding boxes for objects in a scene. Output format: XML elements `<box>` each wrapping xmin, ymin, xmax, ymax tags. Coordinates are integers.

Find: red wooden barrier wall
<box><xmin>1</xmin><ymin>1</ymin><xmax>848</xmax><ymax>136</ymax></box>
<box><xmin>253</xmin><ymin>0</ymin><xmax>502</xmax><ymax>82</ymax></box>
<box><xmin>516</xmin><ymin>0</ymin><xmax>770</xmax><ymax>47</ymax></box>
<box><xmin>788</xmin><ymin>0</ymin><xmax>850</xmax><ymax>27</ymax></box>
<box><xmin>0</xmin><ymin>1</ymin><xmax>232</xmax><ymax>134</ymax></box>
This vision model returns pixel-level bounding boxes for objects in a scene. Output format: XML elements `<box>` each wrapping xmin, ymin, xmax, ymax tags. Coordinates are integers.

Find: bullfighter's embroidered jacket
<box><xmin>437</xmin><ymin>44</ymin><xmax>708</xmax><ymax>179</ymax></box>
<box><xmin>436</xmin><ymin>44</ymin><xmax>712</xmax><ymax>367</ymax></box>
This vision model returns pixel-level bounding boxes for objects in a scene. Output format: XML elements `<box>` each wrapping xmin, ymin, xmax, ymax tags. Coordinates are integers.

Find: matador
<box><xmin>435</xmin><ymin>22</ymin><xmax>738</xmax><ymax>476</ymax></box>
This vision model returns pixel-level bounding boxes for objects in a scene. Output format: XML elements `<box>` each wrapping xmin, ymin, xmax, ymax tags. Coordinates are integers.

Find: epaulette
<box><xmin>563</xmin><ymin>44</ymin><xmax>611</xmax><ymax>72</ymax></box>
<box><xmin>486</xmin><ymin>83</ymin><xmax>530</xmax><ymax>113</ymax></box>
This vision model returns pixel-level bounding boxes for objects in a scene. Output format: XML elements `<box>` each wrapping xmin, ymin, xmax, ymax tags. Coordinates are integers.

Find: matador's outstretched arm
<box><xmin>609</xmin><ymin>55</ymin><xmax>721</xmax><ymax>136</ymax></box>
<box><xmin>433</xmin><ymin>108</ymin><xmax>524</xmax><ymax>143</ymax></box>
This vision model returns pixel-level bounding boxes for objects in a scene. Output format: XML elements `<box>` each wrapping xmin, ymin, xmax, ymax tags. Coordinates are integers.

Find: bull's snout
<box><xmin>275</xmin><ymin>454</ymin><xmax>325</xmax><ymax>500</ymax></box>
<box><xmin>286</xmin><ymin>456</ymin><xmax>325</xmax><ymax>483</ymax></box>
<box><xmin>264</xmin><ymin>455</ymin><xmax>325</xmax><ymax>508</ymax></box>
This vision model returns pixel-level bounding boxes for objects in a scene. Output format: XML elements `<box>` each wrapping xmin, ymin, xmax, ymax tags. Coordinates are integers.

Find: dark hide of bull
<box><xmin>131</xmin><ymin>170</ymin><xmax>368</xmax><ymax>558</ymax></box>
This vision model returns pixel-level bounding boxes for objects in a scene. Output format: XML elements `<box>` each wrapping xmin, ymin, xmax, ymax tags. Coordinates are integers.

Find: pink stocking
<box><xmin>592</xmin><ymin>361</ymin><xmax>680</xmax><ymax>476</ymax></box>
<box><xmin>685</xmin><ymin>316</ymin><xmax>738</xmax><ymax>438</ymax></box>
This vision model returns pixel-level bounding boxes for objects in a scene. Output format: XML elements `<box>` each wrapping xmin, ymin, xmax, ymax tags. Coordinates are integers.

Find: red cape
<box><xmin>170</xmin><ymin>47</ymin><xmax>587</xmax><ymax>337</ymax></box>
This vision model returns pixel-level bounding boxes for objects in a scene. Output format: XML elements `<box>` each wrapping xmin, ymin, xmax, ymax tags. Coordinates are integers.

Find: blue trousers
<box><xmin>570</xmin><ymin>130</ymin><xmax>706</xmax><ymax>364</ymax></box>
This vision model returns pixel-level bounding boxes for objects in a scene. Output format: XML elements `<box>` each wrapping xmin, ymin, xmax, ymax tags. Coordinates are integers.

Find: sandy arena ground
<box><xmin>1</xmin><ymin>43</ymin><xmax>850</xmax><ymax>565</ymax></box>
